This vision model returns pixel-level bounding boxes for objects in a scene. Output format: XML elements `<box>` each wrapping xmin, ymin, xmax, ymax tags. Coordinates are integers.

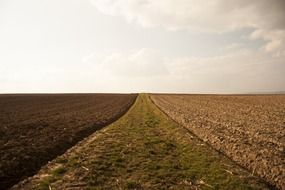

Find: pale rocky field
<box><xmin>151</xmin><ymin>94</ymin><xmax>285</xmax><ymax>189</ymax></box>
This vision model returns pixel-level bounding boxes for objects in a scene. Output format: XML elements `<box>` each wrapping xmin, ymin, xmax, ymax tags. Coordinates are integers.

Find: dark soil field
<box><xmin>151</xmin><ymin>94</ymin><xmax>285</xmax><ymax>189</ymax></box>
<box><xmin>0</xmin><ymin>94</ymin><xmax>137</xmax><ymax>189</ymax></box>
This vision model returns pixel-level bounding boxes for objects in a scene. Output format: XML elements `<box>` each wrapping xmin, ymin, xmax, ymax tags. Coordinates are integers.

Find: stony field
<box><xmin>151</xmin><ymin>94</ymin><xmax>285</xmax><ymax>189</ymax></box>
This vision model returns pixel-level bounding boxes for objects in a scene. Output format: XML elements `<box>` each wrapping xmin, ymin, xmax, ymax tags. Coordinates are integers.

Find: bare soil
<box><xmin>151</xmin><ymin>94</ymin><xmax>285</xmax><ymax>189</ymax></box>
<box><xmin>0</xmin><ymin>93</ymin><xmax>137</xmax><ymax>189</ymax></box>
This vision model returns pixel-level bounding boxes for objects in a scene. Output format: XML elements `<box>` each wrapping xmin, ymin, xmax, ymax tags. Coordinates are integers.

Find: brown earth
<box><xmin>151</xmin><ymin>94</ymin><xmax>285</xmax><ymax>189</ymax></box>
<box><xmin>0</xmin><ymin>93</ymin><xmax>137</xmax><ymax>189</ymax></box>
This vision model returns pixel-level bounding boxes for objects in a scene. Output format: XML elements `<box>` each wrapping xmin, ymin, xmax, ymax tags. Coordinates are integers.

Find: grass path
<box><xmin>12</xmin><ymin>94</ymin><xmax>269</xmax><ymax>190</ymax></box>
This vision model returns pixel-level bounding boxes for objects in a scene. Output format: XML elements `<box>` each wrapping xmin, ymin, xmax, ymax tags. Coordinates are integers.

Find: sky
<box><xmin>0</xmin><ymin>0</ymin><xmax>284</xmax><ymax>93</ymax></box>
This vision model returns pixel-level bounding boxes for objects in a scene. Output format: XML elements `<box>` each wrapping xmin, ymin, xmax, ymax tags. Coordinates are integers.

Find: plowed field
<box><xmin>151</xmin><ymin>94</ymin><xmax>285</xmax><ymax>189</ymax></box>
<box><xmin>0</xmin><ymin>94</ymin><xmax>137</xmax><ymax>189</ymax></box>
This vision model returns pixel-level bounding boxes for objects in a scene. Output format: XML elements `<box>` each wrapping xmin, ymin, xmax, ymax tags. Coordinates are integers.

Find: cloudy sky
<box><xmin>0</xmin><ymin>0</ymin><xmax>284</xmax><ymax>93</ymax></box>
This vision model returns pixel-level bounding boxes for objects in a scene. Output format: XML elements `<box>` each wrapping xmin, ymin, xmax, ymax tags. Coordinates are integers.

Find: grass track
<box><xmin>13</xmin><ymin>94</ymin><xmax>270</xmax><ymax>190</ymax></box>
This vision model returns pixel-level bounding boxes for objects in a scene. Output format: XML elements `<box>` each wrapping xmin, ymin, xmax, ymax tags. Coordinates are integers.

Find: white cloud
<box><xmin>167</xmin><ymin>49</ymin><xmax>285</xmax><ymax>93</ymax></box>
<box><xmin>250</xmin><ymin>29</ymin><xmax>285</xmax><ymax>56</ymax></box>
<box><xmin>1</xmin><ymin>0</ymin><xmax>284</xmax><ymax>93</ymax></box>
<box><xmin>98</xmin><ymin>48</ymin><xmax>169</xmax><ymax>77</ymax></box>
<box><xmin>91</xmin><ymin>0</ymin><xmax>285</xmax><ymax>31</ymax></box>
<box><xmin>90</xmin><ymin>0</ymin><xmax>285</xmax><ymax>55</ymax></box>
<box><xmin>86</xmin><ymin>48</ymin><xmax>285</xmax><ymax>93</ymax></box>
